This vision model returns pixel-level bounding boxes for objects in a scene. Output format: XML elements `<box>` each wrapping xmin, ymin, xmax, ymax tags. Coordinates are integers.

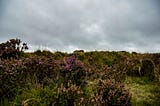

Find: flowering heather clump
<box><xmin>56</xmin><ymin>80</ymin><xmax>85</xmax><ymax>106</ymax></box>
<box><xmin>63</xmin><ymin>55</ymin><xmax>84</xmax><ymax>72</ymax></box>
<box><xmin>0</xmin><ymin>56</ymin><xmax>61</xmax><ymax>100</ymax></box>
<box><xmin>23</xmin><ymin>56</ymin><xmax>61</xmax><ymax>85</ymax></box>
<box><xmin>89</xmin><ymin>79</ymin><xmax>131</xmax><ymax>106</ymax></box>
<box><xmin>61</xmin><ymin>55</ymin><xmax>86</xmax><ymax>86</ymax></box>
<box><xmin>0</xmin><ymin>59</ymin><xmax>25</xmax><ymax>99</ymax></box>
<box><xmin>0</xmin><ymin>42</ymin><xmax>135</xmax><ymax>105</ymax></box>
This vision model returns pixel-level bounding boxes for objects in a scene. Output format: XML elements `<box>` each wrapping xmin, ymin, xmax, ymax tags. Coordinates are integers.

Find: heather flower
<box><xmin>63</xmin><ymin>55</ymin><xmax>84</xmax><ymax>72</ymax></box>
<box><xmin>61</xmin><ymin>55</ymin><xmax>86</xmax><ymax>86</ymax></box>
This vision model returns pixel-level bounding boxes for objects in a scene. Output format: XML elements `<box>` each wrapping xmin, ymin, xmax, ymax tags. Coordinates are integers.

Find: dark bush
<box><xmin>0</xmin><ymin>59</ymin><xmax>25</xmax><ymax>100</ymax></box>
<box><xmin>140</xmin><ymin>60</ymin><xmax>155</xmax><ymax>80</ymax></box>
<box><xmin>0</xmin><ymin>38</ymin><xmax>28</xmax><ymax>59</ymax></box>
<box><xmin>23</xmin><ymin>56</ymin><xmax>61</xmax><ymax>85</ymax></box>
<box><xmin>0</xmin><ymin>56</ymin><xmax>60</xmax><ymax>100</ymax></box>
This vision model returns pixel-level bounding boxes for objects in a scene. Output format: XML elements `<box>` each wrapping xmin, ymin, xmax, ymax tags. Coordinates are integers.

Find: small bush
<box><xmin>89</xmin><ymin>79</ymin><xmax>131</xmax><ymax>106</ymax></box>
<box><xmin>0</xmin><ymin>59</ymin><xmax>25</xmax><ymax>100</ymax></box>
<box><xmin>141</xmin><ymin>60</ymin><xmax>155</xmax><ymax>80</ymax></box>
<box><xmin>61</xmin><ymin>55</ymin><xmax>87</xmax><ymax>86</ymax></box>
<box><xmin>34</xmin><ymin>50</ymin><xmax>54</xmax><ymax>58</ymax></box>
<box><xmin>56</xmin><ymin>81</ymin><xmax>85</xmax><ymax>106</ymax></box>
<box><xmin>0</xmin><ymin>38</ymin><xmax>28</xmax><ymax>59</ymax></box>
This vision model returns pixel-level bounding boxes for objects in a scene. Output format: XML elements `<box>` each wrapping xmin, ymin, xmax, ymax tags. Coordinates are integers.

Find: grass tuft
<box><xmin>125</xmin><ymin>76</ymin><xmax>160</xmax><ymax>106</ymax></box>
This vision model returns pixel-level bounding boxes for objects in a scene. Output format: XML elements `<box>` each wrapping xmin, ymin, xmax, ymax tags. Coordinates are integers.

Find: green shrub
<box><xmin>34</xmin><ymin>50</ymin><xmax>54</xmax><ymax>58</ymax></box>
<box><xmin>13</xmin><ymin>86</ymin><xmax>57</xmax><ymax>106</ymax></box>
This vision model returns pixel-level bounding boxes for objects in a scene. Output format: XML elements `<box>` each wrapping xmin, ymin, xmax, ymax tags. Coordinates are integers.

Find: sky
<box><xmin>0</xmin><ymin>0</ymin><xmax>160</xmax><ymax>53</ymax></box>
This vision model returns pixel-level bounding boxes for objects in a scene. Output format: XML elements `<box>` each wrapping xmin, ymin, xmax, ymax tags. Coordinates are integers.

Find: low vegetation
<box><xmin>0</xmin><ymin>39</ymin><xmax>160</xmax><ymax>106</ymax></box>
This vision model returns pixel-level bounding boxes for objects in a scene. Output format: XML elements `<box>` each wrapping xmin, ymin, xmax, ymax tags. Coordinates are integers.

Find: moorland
<box><xmin>0</xmin><ymin>39</ymin><xmax>160</xmax><ymax>106</ymax></box>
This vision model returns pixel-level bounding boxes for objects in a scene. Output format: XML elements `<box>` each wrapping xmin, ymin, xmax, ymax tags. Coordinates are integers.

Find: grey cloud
<box><xmin>0</xmin><ymin>0</ymin><xmax>160</xmax><ymax>52</ymax></box>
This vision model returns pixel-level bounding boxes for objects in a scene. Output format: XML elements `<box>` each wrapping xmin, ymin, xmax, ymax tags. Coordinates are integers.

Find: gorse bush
<box><xmin>0</xmin><ymin>38</ymin><xmax>28</xmax><ymax>59</ymax></box>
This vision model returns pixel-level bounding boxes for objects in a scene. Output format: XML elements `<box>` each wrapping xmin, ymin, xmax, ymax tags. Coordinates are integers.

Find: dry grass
<box><xmin>125</xmin><ymin>76</ymin><xmax>160</xmax><ymax>106</ymax></box>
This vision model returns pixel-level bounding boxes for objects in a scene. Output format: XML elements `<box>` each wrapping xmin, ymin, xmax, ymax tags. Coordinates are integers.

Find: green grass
<box><xmin>0</xmin><ymin>99</ymin><xmax>11</xmax><ymax>106</ymax></box>
<box><xmin>125</xmin><ymin>76</ymin><xmax>160</xmax><ymax>106</ymax></box>
<box><xmin>13</xmin><ymin>85</ymin><xmax>58</xmax><ymax>106</ymax></box>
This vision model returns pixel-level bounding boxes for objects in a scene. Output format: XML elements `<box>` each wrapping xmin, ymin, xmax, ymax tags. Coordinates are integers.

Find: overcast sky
<box><xmin>0</xmin><ymin>0</ymin><xmax>160</xmax><ymax>52</ymax></box>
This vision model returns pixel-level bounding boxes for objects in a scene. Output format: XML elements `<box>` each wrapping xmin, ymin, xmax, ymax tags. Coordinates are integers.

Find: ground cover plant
<box><xmin>0</xmin><ymin>39</ymin><xmax>160</xmax><ymax>106</ymax></box>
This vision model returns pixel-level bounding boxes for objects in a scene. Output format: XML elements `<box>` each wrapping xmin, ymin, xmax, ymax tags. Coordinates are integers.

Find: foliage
<box><xmin>61</xmin><ymin>55</ymin><xmax>87</xmax><ymax>86</ymax></box>
<box><xmin>1</xmin><ymin>39</ymin><xmax>160</xmax><ymax>105</ymax></box>
<box><xmin>0</xmin><ymin>38</ymin><xmax>28</xmax><ymax>59</ymax></box>
<box><xmin>0</xmin><ymin>56</ymin><xmax>61</xmax><ymax>100</ymax></box>
<box><xmin>88</xmin><ymin>79</ymin><xmax>131</xmax><ymax>106</ymax></box>
<box><xmin>13</xmin><ymin>86</ymin><xmax>57</xmax><ymax>106</ymax></box>
<box><xmin>34</xmin><ymin>50</ymin><xmax>54</xmax><ymax>58</ymax></box>
<box><xmin>56</xmin><ymin>81</ymin><xmax>85</xmax><ymax>106</ymax></box>
<box><xmin>125</xmin><ymin>76</ymin><xmax>160</xmax><ymax>106</ymax></box>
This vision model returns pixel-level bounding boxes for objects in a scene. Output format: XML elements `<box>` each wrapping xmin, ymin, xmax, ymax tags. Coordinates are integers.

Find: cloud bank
<box><xmin>0</xmin><ymin>0</ymin><xmax>160</xmax><ymax>52</ymax></box>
